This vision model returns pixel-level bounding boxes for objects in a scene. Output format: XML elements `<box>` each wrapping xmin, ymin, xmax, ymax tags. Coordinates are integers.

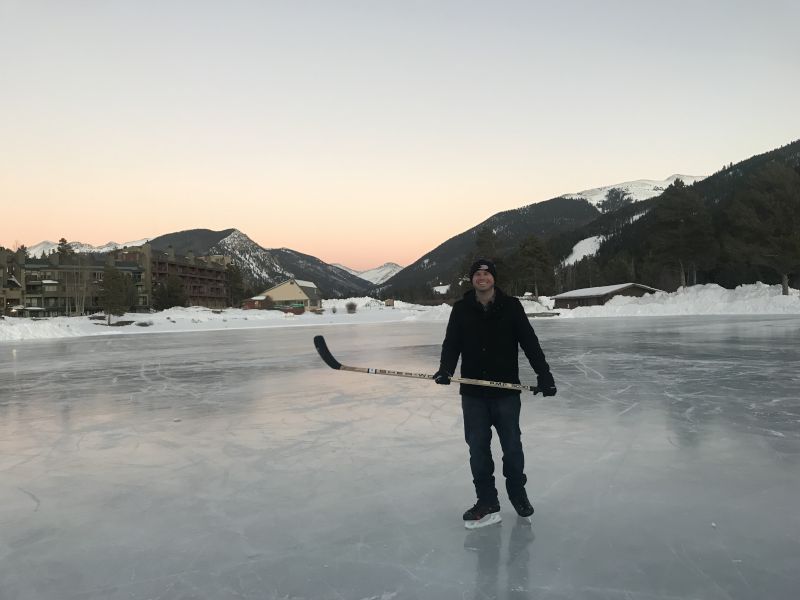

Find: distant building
<box><xmin>123</xmin><ymin>244</ymin><xmax>230</xmax><ymax>310</ymax></box>
<box><xmin>1</xmin><ymin>243</ymin><xmax>232</xmax><ymax>316</ymax></box>
<box><xmin>242</xmin><ymin>295</ymin><xmax>269</xmax><ymax>310</ymax></box>
<box><xmin>257</xmin><ymin>279</ymin><xmax>322</xmax><ymax>312</ymax></box>
<box><xmin>553</xmin><ymin>283</ymin><xmax>662</xmax><ymax>309</ymax></box>
<box><xmin>0</xmin><ymin>248</ymin><xmax>25</xmax><ymax>315</ymax></box>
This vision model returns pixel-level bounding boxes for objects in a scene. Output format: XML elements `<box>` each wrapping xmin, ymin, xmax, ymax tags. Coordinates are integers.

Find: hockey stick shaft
<box><xmin>313</xmin><ymin>335</ymin><xmax>539</xmax><ymax>394</ymax></box>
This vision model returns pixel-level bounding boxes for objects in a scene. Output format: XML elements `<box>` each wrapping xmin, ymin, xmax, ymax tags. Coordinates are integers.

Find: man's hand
<box><xmin>538</xmin><ymin>373</ymin><xmax>556</xmax><ymax>397</ymax></box>
<box><xmin>433</xmin><ymin>369</ymin><xmax>451</xmax><ymax>385</ymax></box>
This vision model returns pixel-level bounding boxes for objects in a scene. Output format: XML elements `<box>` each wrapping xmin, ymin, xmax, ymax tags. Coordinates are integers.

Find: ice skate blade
<box><xmin>464</xmin><ymin>513</ymin><xmax>502</xmax><ymax>529</ymax></box>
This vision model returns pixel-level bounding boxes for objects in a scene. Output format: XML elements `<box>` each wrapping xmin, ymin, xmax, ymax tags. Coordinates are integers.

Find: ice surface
<box><xmin>1</xmin><ymin>316</ymin><xmax>799</xmax><ymax>599</ymax></box>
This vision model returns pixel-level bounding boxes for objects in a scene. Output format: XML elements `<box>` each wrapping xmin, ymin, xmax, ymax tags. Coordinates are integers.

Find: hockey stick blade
<box><xmin>314</xmin><ymin>335</ymin><xmax>342</xmax><ymax>370</ymax></box>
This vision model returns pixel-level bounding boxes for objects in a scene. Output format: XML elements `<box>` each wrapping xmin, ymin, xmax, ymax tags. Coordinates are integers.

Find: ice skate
<box><xmin>509</xmin><ymin>490</ymin><xmax>534</xmax><ymax>523</ymax></box>
<box><xmin>463</xmin><ymin>501</ymin><xmax>501</xmax><ymax>529</ymax></box>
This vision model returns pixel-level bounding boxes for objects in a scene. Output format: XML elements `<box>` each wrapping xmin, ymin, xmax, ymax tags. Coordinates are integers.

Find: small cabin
<box><xmin>553</xmin><ymin>283</ymin><xmax>661</xmax><ymax>309</ymax></box>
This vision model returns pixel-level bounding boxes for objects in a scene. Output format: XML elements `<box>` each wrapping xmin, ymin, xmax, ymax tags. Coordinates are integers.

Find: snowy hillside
<box><xmin>27</xmin><ymin>238</ymin><xmax>150</xmax><ymax>257</ymax></box>
<box><xmin>564</xmin><ymin>174</ymin><xmax>706</xmax><ymax>207</ymax></box>
<box><xmin>564</xmin><ymin>236</ymin><xmax>604</xmax><ymax>265</ymax></box>
<box><xmin>210</xmin><ymin>230</ymin><xmax>371</xmax><ymax>296</ymax></box>
<box><xmin>210</xmin><ymin>230</ymin><xmax>289</xmax><ymax>286</ymax></box>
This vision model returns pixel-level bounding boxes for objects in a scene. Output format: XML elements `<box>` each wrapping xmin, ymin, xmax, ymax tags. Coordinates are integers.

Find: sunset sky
<box><xmin>2</xmin><ymin>1</ymin><xmax>799</xmax><ymax>270</ymax></box>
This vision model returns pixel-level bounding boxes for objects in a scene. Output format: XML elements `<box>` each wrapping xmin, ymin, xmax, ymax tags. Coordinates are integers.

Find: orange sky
<box><xmin>2</xmin><ymin>2</ymin><xmax>799</xmax><ymax>270</ymax></box>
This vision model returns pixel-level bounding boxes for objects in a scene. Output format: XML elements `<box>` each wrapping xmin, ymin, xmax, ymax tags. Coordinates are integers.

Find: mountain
<box><xmin>27</xmin><ymin>238</ymin><xmax>151</xmax><ymax>257</ymax></box>
<box><xmin>148</xmin><ymin>229</ymin><xmax>371</xmax><ymax>297</ymax></box>
<box><xmin>377</xmin><ymin>197</ymin><xmax>600</xmax><ymax>294</ymax></box>
<box><xmin>376</xmin><ymin>175</ymin><xmax>714</xmax><ymax>295</ymax></box>
<box><xmin>554</xmin><ymin>139</ymin><xmax>800</xmax><ymax>292</ymax></box>
<box><xmin>334</xmin><ymin>262</ymin><xmax>403</xmax><ymax>285</ymax></box>
<box><xmin>25</xmin><ymin>229</ymin><xmax>372</xmax><ymax>298</ymax></box>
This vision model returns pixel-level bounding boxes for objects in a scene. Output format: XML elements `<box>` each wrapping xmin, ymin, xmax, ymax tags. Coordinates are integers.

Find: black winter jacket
<box><xmin>439</xmin><ymin>287</ymin><xmax>554</xmax><ymax>398</ymax></box>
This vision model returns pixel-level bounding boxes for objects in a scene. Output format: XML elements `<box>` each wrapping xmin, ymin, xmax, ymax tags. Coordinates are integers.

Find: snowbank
<box><xmin>2</xmin><ymin>284</ymin><xmax>799</xmax><ymax>342</ymax></box>
<box><xmin>0</xmin><ymin>299</ymin><xmax>448</xmax><ymax>342</ymax></box>
<box><xmin>560</xmin><ymin>283</ymin><xmax>800</xmax><ymax>318</ymax></box>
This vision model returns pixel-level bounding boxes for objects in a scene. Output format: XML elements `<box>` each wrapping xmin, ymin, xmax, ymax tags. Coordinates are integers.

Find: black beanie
<box><xmin>469</xmin><ymin>258</ymin><xmax>497</xmax><ymax>280</ymax></box>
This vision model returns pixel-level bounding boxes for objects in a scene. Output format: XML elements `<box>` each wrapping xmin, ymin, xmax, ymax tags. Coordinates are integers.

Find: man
<box><xmin>434</xmin><ymin>258</ymin><xmax>556</xmax><ymax>529</ymax></box>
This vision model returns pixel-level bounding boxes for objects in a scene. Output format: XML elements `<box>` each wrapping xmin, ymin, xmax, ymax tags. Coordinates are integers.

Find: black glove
<box><xmin>537</xmin><ymin>373</ymin><xmax>557</xmax><ymax>397</ymax></box>
<box><xmin>433</xmin><ymin>369</ymin><xmax>451</xmax><ymax>385</ymax></box>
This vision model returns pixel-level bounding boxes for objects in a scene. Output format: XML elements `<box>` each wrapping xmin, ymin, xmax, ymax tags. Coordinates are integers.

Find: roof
<box><xmin>297</xmin><ymin>284</ymin><xmax>321</xmax><ymax>301</ymax></box>
<box><xmin>263</xmin><ymin>279</ymin><xmax>318</xmax><ymax>295</ymax></box>
<box><xmin>250</xmin><ymin>295</ymin><xmax>266</xmax><ymax>301</ymax></box>
<box><xmin>42</xmin><ymin>280</ymin><xmax>59</xmax><ymax>284</ymax></box>
<box><xmin>553</xmin><ymin>283</ymin><xmax>661</xmax><ymax>300</ymax></box>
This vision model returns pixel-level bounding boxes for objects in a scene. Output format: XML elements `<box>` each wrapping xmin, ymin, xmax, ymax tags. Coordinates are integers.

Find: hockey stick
<box><xmin>313</xmin><ymin>335</ymin><xmax>540</xmax><ymax>394</ymax></box>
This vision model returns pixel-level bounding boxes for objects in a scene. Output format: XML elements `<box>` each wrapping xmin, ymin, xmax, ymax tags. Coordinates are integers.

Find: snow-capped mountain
<box><xmin>208</xmin><ymin>229</ymin><xmax>288</xmax><ymax>284</ymax></box>
<box><xmin>333</xmin><ymin>262</ymin><xmax>403</xmax><ymax>285</ymax></box>
<box><xmin>201</xmin><ymin>230</ymin><xmax>372</xmax><ymax>297</ymax></box>
<box><xmin>27</xmin><ymin>238</ymin><xmax>150</xmax><ymax>257</ymax></box>
<box><xmin>564</xmin><ymin>174</ymin><xmax>706</xmax><ymax>207</ymax></box>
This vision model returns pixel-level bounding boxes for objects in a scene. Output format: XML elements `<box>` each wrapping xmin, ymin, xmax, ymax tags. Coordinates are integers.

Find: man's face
<box><xmin>472</xmin><ymin>268</ymin><xmax>495</xmax><ymax>292</ymax></box>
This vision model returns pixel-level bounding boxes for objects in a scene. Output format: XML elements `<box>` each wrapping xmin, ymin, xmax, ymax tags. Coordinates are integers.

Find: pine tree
<box><xmin>153</xmin><ymin>275</ymin><xmax>188</xmax><ymax>310</ymax></box>
<box><xmin>506</xmin><ymin>236</ymin><xmax>554</xmax><ymax>296</ymax></box>
<box><xmin>226</xmin><ymin>264</ymin><xmax>246</xmax><ymax>307</ymax></box>
<box><xmin>57</xmin><ymin>238</ymin><xmax>74</xmax><ymax>258</ymax></box>
<box><xmin>100</xmin><ymin>266</ymin><xmax>133</xmax><ymax>325</ymax></box>
<box><xmin>646</xmin><ymin>186</ymin><xmax>717</xmax><ymax>288</ymax></box>
<box><xmin>719</xmin><ymin>163</ymin><xmax>800</xmax><ymax>294</ymax></box>
<box><xmin>598</xmin><ymin>188</ymin><xmax>633</xmax><ymax>214</ymax></box>
<box><xmin>475</xmin><ymin>225</ymin><xmax>500</xmax><ymax>259</ymax></box>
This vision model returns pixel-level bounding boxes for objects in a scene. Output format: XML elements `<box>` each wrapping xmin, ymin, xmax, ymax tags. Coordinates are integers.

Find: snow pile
<box><xmin>519</xmin><ymin>296</ymin><xmax>555</xmax><ymax>313</ymax></box>
<box><xmin>323</xmin><ymin>297</ymin><xmax>394</xmax><ymax>312</ymax></box>
<box><xmin>561</xmin><ymin>283</ymin><xmax>800</xmax><ymax>318</ymax></box>
<box><xmin>0</xmin><ymin>298</ymin><xmax>447</xmax><ymax>342</ymax></box>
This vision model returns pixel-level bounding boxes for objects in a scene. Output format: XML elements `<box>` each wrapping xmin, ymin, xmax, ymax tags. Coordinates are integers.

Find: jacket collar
<box><xmin>463</xmin><ymin>286</ymin><xmax>507</xmax><ymax>310</ymax></box>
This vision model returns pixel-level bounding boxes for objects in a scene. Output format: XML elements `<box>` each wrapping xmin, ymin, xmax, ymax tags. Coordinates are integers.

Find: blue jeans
<box><xmin>462</xmin><ymin>394</ymin><xmax>527</xmax><ymax>504</ymax></box>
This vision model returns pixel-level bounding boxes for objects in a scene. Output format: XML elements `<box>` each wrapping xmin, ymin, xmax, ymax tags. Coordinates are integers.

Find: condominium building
<box><xmin>1</xmin><ymin>244</ymin><xmax>231</xmax><ymax>316</ymax></box>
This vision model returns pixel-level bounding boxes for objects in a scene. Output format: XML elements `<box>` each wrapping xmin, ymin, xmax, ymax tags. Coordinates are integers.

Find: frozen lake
<box><xmin>1</xmin><ymin>315</ymin><xmax>799</xmax><ymax>600</ymax></box>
